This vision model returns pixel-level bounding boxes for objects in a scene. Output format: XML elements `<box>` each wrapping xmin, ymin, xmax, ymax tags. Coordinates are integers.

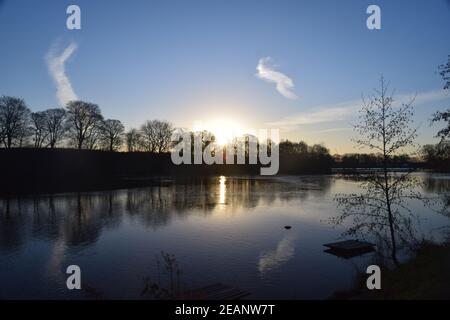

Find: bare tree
<box><xmin>0</xmin><ymin>96</ymin><xmax>31</xmax><ymax>148</ymax></box>
<box><xmin>139</xmin><ymin>120</ymin><xmax>173</xmax><ymax>153</ymax></box>
<box><xmin>66</xmin><ymin>101</ymin><xmax>103</xmax><ymax>150</ymax></box>
<box><xmin>84</xmin><ymin>123</ymin><xmax>102</xmax><ymax>150</ymax></box>
<box><xmin>44</xmin><ymin>108</ymin><xmax>66</xmax><ymax>148</ymax></box>
<box><xmin>154</xmin><ymin>120</ymin><xmax>173</xmax><ymax>152</ymax></box>
<box><xmin>332</xmin><ymin>77</ymin><xmax>422</xmax><ymax>265</ymax></box>
<box><xmin>139</xmin><ymin>120</ymin><xmax>158</xmax><ymax>152</ymax></box>
<box><xmin>30</xmin><ymin>111</ymin><xmax>48</xmax><ymax>148</ymax></box>
<box><xmin>99</xmin><ymin>119</ymin><xmax>125</xmax><ymax>152</ymax></box>
<box><xmin>125</xmin><ymin>128</ymin><xmax>141</xmax><ymax>152</ymax></box>
<box><xmin>16</xmin><ymin>124</ymin><xmax>32</xmax><ymax>147</ymax></box>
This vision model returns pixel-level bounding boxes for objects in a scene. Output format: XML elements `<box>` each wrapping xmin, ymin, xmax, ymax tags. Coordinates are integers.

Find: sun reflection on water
<box><xmin>219</xmin><ymin>176</ymin><xmax>226</xmax><ymax>204</ymax></box>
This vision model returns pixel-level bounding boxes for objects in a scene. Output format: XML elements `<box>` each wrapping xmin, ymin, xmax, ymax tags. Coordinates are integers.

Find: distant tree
<box><xmin>84</xmin><ymin>123</ymin><xmax>102</xmax><ymax>150</ymax></box>
<box><xmin>30</xmin><ymin>111</ymin><xmax>48</xmax><ymax>148</ymax></box>
<box><xmin>140</xmin><ymin>120</ymin><xmax>157</xmax><ymax>152</ymax></box>
<box><xmin>0</xmin><ymin>96</ymin><xmax>31</xmax><ymax>148</ymax></box>
<box><xmin>66</xmin><ymin>101</ymin><xmax>103</xmax><ymax>150</ymax></box>
<box><xmin>16</xmin><ymin>124</ymin><xmax>32</xmax><ymax>147</ymax></box>
<box><xmin>333</xmin><ymin>77</ymin><xmax>422</xmax><ymax>265</ymax></box>
<box><xmin>140</xmin><ymin>120</ymin><xmax>173</xmax><ymax>153</ymax></box>
<box><xmin>279</xmin><ymin>140</ymin><xmax>309</xmax><ymax>154</ymax></box>
<box><xmin>422</xmin><ymin>144</ymin><xmax>441</xmax><ymax>168</ymax></box>
<box><xmin>100</xmin><ymin>119</ymin><xmax>124</xmax><ymax>152</ymax></box>
<box><xmin>309</xmin><ymin>144</ymin><xmax>329</xmax><ymax>156</ymax></box>
<box><xmin>125</xmin><ymin>128</ymin><xmax>141</xmax><ymax>152</ymax></box>
<box><xmin>280</xmin><ymin>140</ymin><xmax>295</xmax><ymax>154</ymax></box>
<box><xmin>154</xmin><ymin>120</ymin><xmax>173</xmax><ymax>152</ymax></box>
<box><xmin>296</xmin><ymin>141</ymin><xmax>308</xmax><ymax>154</ymax></box>
<box><xmin>422</xmin><ymin>142</ymin><xmax>450</xmax><ymax>172</ymax></box>
<box><xmin>44</xmin><ymin>108</ymin><xmax>66</xmax><ymax>148</ymax></box>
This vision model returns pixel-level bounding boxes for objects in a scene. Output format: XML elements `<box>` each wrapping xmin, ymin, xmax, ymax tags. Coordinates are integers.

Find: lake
<box><xmin>1</xmin><ymin>173</ymin><xmax>449</xmax><ymax>299</ymax></box>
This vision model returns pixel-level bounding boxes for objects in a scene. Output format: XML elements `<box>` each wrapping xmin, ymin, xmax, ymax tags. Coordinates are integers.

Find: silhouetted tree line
<box><xmin>332</xmin><ymin>153</ymin><xmax>420</xmax><ymax>169</ymax></box>
<box><xmin>422</xmin><ymin>142</ymin><xmax>450</xmax><ymax>172</ymax></box>
<box><xmin>278</xmin><ymin>140</ymin><xmax>334</xmax><ymax>174</ymax></box>
<box><xmin>0</xmin><ymin>95</ymin><xmax>334</xmax><ymax>168</ymax></box>
<box><xmin>0</xmin><ymin>97</ymin><xmax>173</xmax><ymax>152</ymax></box>
<box><xmin>1</xmin><ymin>52</ymin><xmax>450</xmax><ymax>194</ymax></box>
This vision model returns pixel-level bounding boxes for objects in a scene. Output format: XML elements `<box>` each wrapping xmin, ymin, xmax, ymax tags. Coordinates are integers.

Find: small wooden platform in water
<box><xmin>323</xmin><ymin>240</ymin><xmax>375</xmax><ymax>258</ymax></box>
<box><xmin>187</xmin><ymin>283</ymin><xmax>250</xmax><ymax>300</ymax></box>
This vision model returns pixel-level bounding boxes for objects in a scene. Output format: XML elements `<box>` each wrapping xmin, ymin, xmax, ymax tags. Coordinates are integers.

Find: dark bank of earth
<box><xmin>0</xmin><ymin>148</ymin><xmax>333</xmax><ymax>195</ymax></box>
<box><xmin>332</xmin><ymin>242</ymin><xmax>450</xmax><ymax>300</ymax></box>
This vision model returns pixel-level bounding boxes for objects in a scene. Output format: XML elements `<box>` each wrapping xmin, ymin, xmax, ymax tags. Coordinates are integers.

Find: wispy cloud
<box><xmin>256</xmin><ymin>57</ymin><xmax>298</xmax><ymax>99</ymax></box>
<box><xmin>396</xmin><ymin>89</ymin><xmax>449</xmax><ymax>106</ymax></box>
<box><xmin>268</xmin><ymin>89</ymin><xmax>450</xmax><ymax>131</ymax></box>
<box><xmin>307</xmin><ymin>127</ymin><xmax>353</xmax><ymax>134</ymax></box>
<box><xmin>268</xmin><ymin>101</ymin><xmax>358</xmax><ymax>130</ymax></box>
<box><xmin>46</xmin><ymin>41</ymin><xmax>78</xmax><ymax>106</ymax></box>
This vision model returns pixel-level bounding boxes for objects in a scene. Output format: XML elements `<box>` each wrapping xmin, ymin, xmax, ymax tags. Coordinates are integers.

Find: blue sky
<box><xmin>1</xmin><ymin>0</ymin><xmax>450</xmax><ymax>153</ymax></box>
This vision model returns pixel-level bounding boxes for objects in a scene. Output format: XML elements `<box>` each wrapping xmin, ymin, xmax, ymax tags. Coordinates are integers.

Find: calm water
<box><xmin>1</xmin><ymin>174</ymin><xmax>449</xmax><ymax>299</ymax></box>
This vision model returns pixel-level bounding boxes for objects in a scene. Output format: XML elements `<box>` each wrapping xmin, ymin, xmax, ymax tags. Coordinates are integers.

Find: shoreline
<box><xmin>332</xmin><ymin>242</ymin><xmax>450</xmax><ymax>300</ymax></box>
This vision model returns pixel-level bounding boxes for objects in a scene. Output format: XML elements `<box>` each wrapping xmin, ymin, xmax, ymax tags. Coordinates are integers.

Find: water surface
<box><xmin>0</xmin><ymin>174</ymin><xmax>449</xmax><ymax>299</ymax></box>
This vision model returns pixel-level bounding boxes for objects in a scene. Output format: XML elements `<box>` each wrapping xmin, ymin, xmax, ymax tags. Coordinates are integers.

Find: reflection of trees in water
<box><xmin>422</xmin><ymin>174</ymin><xmax>450</xmax><ymax>194</ymax></box>
<box><xmin>333</xmin><ymin>173</ymin><xmax>450</xmax><ymax>265</ymax></box>
<box><xmin>31</xmin><ymin>196</ymin><xmax>63</xmax><ymax>241</ymax></box>
<box><xmin>0</xmin><ymin>199</ymin><xmax>26</xmax><ymax>252</ymax></box>
<box><xmin>422</xmin><ymin>175</ymin><xmax>450</xmax><ymax>216</ymax></box>
<box><xmin>0</xmin><ymin>177</ymin><xmax>331</xmax><ymax>252</ymax></box>
<box><xmin>334</xmin><ymin>174</ymin><xmax>428</xmax><ymax>263</ymax></box>
<box><xmin>63</xmin><ymin>194</ymin><xmax>103</xmax><ymax>247</ymax></box>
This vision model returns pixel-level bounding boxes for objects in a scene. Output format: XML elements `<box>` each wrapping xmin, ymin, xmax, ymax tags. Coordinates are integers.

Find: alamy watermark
<box><xmin>65</xmin><ymin>4</ymin><xmax>380</xmax><ymax>31</ymax></box>
<box><xmin>367</xmin><ymin>5</ymin><xmax>381</xmax><ymax>30</ymax></box>
<box><xmin>66</xmin><ymin>265</ymin><xmax>81</xmax><ymax>290</ymax></box>
<box><xmin>66</xmin><ymin>5</ymin><xmax>81</xmax><ymax>30</ymax></box>
<box><xmin>366</xmin><ymin>265</ymin><xmax>381</xmax><ymax>290</ymax></box>
<box><xmin>170</xmin><ymin>128</ymin><xmax>280</xmax><ymax>176</ymax></box>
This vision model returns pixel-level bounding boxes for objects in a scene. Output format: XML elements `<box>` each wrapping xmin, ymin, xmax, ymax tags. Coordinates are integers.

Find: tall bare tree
<box><xmin>66</xmin><ymin>101</ymin><xmax>103</xmax><ymax>150</ymax></box>
<box><xmin>154</xmin><ymin>120</ymin><xmax>173</xmax><ymax>152</ymax></box>
<box><xmin>139</xmin><ymin>120</ymin><xmax>172</xmax><ymax>152</ymax></box>
<box><xmin>44</xmin><ymin>108</ymin><xmax>66</xmax><ymax>148</ymax></box>
<box><xmin>333</xmin><ymin>77</ymin><xmax>421</xmax><ymax>265</ymax></box>
<box><xmin>99</xmin><ymin>119</ymin><xmax>125</xmax><ymax>152</ymax></box>
<box><xmin>30</xmin><ymin>111</ymin><xmax>48</xmax><ymax>148</ymax></box>
<box><xmin>84</xmin><ymin>123</ymin><xmax>102</xmax><ymax>150</ymax></box>
<box><xmin>139</xmin><ymin>120</ymin><xmax>158</xmax><ymax>152</ymax></box>
<box><xmin>125</xmin><ymin>128</ymin><xmax>141</xmax><ymax>152</ymax></box>
<box><xmin>0</xmin><ymin>96</ymin><xmax>31</xmax><ymax>148</ymax></box>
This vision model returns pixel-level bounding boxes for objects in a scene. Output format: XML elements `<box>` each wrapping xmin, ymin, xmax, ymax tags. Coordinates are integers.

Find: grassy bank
<box><xmin>333</xmin><ymin>242</ymin><xmax>450</xmax><ymax>300</ymax></box>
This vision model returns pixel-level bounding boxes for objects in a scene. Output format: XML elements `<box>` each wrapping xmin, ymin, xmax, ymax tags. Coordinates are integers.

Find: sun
<box><xmin>193</xmin><ymin>118</ymin><xmax>244</xmax><ymax>146</ymax></box>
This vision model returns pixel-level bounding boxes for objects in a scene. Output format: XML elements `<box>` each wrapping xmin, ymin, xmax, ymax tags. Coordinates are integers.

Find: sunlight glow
<box><xmin>193</xmin><ymin>118</ymin><xmax>245</xmax><ymax>146</ymax></box>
